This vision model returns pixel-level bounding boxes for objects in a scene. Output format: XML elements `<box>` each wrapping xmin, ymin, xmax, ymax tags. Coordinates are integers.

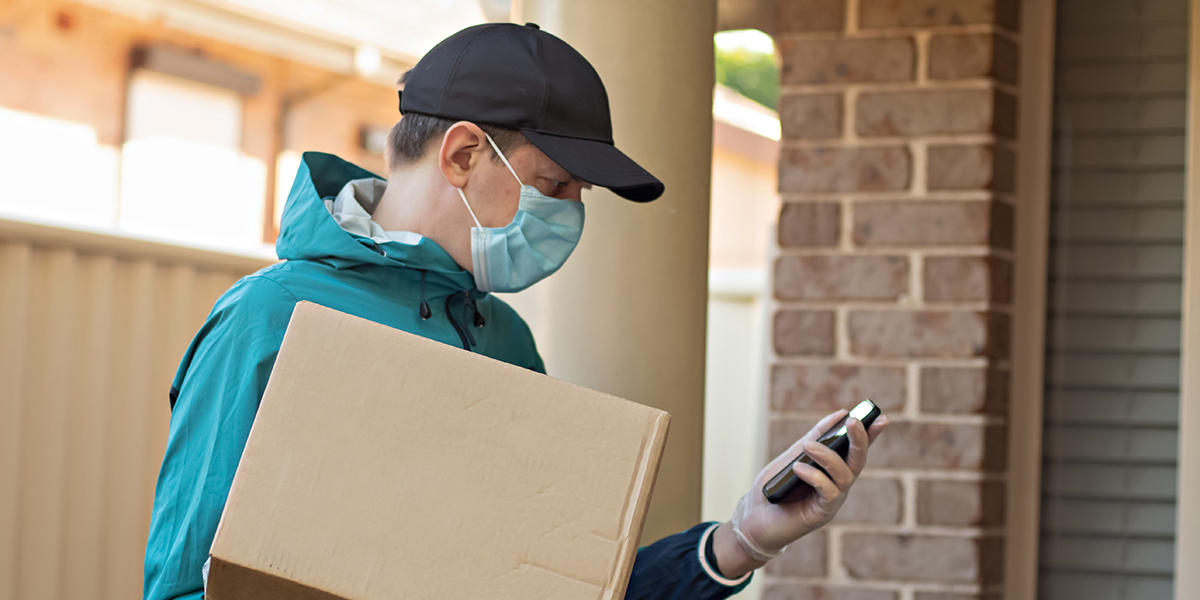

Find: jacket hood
<box><xmin>276</xmin><ymin>152</ymin><xmax>478</xmax><ymax>292</ymax></box>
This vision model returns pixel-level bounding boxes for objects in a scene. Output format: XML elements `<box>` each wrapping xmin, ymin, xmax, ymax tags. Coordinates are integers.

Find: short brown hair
<box><xmin>385</xmin><ymin>112</ymin><xmax>527</xmax><ymax>170</ymax></box>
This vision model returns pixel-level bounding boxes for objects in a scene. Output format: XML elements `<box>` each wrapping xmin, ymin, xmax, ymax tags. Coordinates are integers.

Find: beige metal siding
<box><xmin>0</xmin><ymin>218</ymin><xmax>269</xmax><ymax>600</ymax></box>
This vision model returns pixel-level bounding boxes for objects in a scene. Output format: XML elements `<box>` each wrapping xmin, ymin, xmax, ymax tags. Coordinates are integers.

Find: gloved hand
<box><xmin>728</xmin><ymin>409</ymin><xmax>888</xmax><ymax>562</ymax></box>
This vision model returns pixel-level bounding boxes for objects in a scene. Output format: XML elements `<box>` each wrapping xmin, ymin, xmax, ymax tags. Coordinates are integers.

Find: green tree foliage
<box><xmin>715</xmin><ymin>40</ymin><xmax>779</xmax><ymax>111</ymax></box>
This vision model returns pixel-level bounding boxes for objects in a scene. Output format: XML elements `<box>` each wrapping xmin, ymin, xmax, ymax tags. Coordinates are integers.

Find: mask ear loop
<box><xmin>458</xmin><ymin>130</ymin><xmax>522</xmax><ymax>230</ymax></box>
<box><xmin>482</xmin><ymin>131</ymin><xmax>523</xmax><ymax>186</ymax></box>
<box><xmin>457</xmin><ymin>188</ymin><xmax>484</xmax><ymax>229</ymax></box>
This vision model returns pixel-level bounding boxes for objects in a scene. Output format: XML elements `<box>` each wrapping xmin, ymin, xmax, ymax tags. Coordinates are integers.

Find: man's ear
<box><xmin>438</xmin><ymin>122</ymin><xmax>488</xmax><ymax>189</ymax></box>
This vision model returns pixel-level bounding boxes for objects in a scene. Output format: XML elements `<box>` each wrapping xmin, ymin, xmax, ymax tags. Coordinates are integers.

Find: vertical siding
<box><xmin>0</xmin><ymin>219</ymin><xmax>267</xmax><ymax>600</ymax></box>
<box><xmin>63</xmin><ymin>254</ymin><xmax>114</xmax><ymax>600</ymax></box>
<box><xmin>20</xmin><ymin>249</ymin><xmax>75</xmax><ymax>600</ymax></box>
<box><xmin>0</xmin><ymin>243</ymin><xmax>31</xmax><ymax>600</ymax></box>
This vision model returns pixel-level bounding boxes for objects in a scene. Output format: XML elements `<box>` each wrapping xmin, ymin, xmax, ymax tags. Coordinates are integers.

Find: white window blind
<box><xmin>1039</xmin><ymin>0</ymin><xmax>1187</xmax><ymax>598</ymax></box>
<box><xmin>119</xmin><ymin>70</ymin><xmax>266</xmax><ymax>249</ymax></box>
<box><xmin>0</xmin><ymin>107</ymin><xmax>119</xmax><ymax>227</ymax></box>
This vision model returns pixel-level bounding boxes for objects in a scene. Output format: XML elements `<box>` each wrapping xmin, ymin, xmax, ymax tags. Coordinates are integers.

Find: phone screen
<box><xmin>815</xmin><ymin>401</ymin><xmax>876</xmax><ymax>443</ymax></box>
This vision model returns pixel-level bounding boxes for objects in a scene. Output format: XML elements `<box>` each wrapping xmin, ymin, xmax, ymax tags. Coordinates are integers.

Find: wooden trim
<box><xmin>72</xmin><ymin>0</ymin><xmax>418</xmax><ymax>85</ymax></box>
<box><xmin>1175</xmin><ymin>2</ymin><xmax>1200</xmax><ymax>597</ymax></box>
<box><xmin>0</xmin><ymin>215</ymin><xmax>275</xmax><ymax>273</ymax></box>
<box><xmin>131</xmin><ymin>44</ymin><xmax>262</xmax><ymax>95</ymax></box>
<box><xmin>1003</xmin><ymin>1</ymin><xmax>1057</xmax><ymax>598</ymax></box>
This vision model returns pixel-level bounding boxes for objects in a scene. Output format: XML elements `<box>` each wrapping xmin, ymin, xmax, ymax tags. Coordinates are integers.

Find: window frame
<box><xmin>1005</xmin><ymin>0</ymin><xmax>1057</xmax><ymax>598</ymax></box>
<box><xmin>1174</xmin><ymin>1</ymin><xmax>1200</xmax><ymax>597</ymax></box>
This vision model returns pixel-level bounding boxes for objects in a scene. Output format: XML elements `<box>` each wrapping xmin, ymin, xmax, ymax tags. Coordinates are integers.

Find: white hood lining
<box><xmin>325</xmin><ymin>178</ymin><xmax>423</xmax><ymax>246</ymax></box>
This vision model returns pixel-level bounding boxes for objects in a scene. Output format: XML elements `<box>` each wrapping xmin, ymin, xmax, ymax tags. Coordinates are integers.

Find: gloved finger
<box><xmin>866</xmin><ymin>415</ymin><xmax>889</xmax><ymax>444</ymax></box>
<box><xmin>844</xmin><ymin>418</ymin><xmax>871</xmax><ymax>476</ymax></box>
<box><xmin>803</xmin><ymin>439</ymin><xmax>855</xmax><ymax>491</ymax></box>
<box><xmin>757</xmin><ymin>410</ymin><xmax>848</xmax><ymax>483</ymax></box>
<box><xmin>803</xmin><ymin>409</ymin><xmax>848</xmax><ymax>444</ymax></box>
<box><xmin>791</xmin><ymin>460</ymin><xmax>840</xmax><ymax>504</ymax></box>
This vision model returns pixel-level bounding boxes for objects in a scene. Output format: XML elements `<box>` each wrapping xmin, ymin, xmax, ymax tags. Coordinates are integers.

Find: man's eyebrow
<box><xmin>535</xmin><ymin>162</ymin><xmax>587</xmax><ymax>187</ymax></box>
<box><xmin>560</xmin><ymin>173</ymin><xmax>588</xmax><ymax>185</ymax></box>
<box><xmin>537</xmin><ymin>164</ymin><xmax>572</xmax><ymax>180</ymax></box>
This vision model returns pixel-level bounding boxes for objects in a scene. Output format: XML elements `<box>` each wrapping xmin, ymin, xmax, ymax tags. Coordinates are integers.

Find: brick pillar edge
<box><xmin>766</xmin><ymin>1</ymin><xmax>1019</xmax><ymax>599</ymax></box>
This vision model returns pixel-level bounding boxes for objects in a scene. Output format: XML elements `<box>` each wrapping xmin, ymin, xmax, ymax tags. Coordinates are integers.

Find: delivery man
<box><xmin>144</xmin><ymin>22</ymin><xmax>888</xmax><ymax>600</ymax></box>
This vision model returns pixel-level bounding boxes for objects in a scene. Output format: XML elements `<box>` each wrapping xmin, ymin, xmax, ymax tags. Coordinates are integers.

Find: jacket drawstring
<box><xmin>421</xmin><ymin>274</ymin><xmax>484</xmax><ymax>349</ymax></box>
<box><xmin>470</xmin><ymin>297</ymin><xmax>486</xmax><ymax>328</ymax></box>
<box><xmin>418</xmin><ymin>270</ymin><xmax>432</xmax><ymax>320</ymax></box>
<box><xmin>459</xmin><ymin>294</ymin><xmax>477</xmax><ymax>347</ymax></box>
<box><xmin>445</xmin><ymin>292</ymin><xmax>473</xmax><ymax>350</ymax></box>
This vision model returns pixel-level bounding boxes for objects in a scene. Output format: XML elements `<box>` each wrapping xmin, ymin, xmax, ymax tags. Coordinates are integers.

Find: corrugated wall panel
<box><xmin>20</xmin><ymin>249</ymin><xmax>76</xmax><ymax>600</ymax></box>
<box><xmin>0</xmin><ymin>219</ymin><xmax>270</xmax><ymax>600</ymax></box>
<box><xmin>0</xmin><ymin>243</ymin><xmax>31</xmax><ymax>600</ymax></box>
<box><xmin>103</xmin><ymin>258</ymin><xmax>155</xmax><ymax>600</ymax></box>
<box><xmin>63</xmin><ymin>254</ymin><xmax>115</xmax><ymax>600</ymax></box>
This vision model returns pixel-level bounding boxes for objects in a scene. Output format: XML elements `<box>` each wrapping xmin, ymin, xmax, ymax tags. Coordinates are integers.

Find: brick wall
<box><xmin>767</xmin><ymin>1</ymin><xmax>1018</xmax><ymax>598</ymax></box>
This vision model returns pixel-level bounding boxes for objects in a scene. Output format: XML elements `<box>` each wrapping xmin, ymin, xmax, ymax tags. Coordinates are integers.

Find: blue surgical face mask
<box><xmin>457</xmin><ymin>133</ymin><xmax>585</xmax><ymax>293</ymax></box>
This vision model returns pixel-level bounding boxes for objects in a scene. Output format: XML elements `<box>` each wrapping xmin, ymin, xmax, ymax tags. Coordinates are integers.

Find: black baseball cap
<box><xmin>398</xmin><ymin>22</ymin><xmax>664</xmax><ymax>202</ymax></box>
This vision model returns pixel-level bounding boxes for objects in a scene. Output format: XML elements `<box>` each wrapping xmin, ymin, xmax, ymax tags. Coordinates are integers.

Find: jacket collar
<box><xmin>275</xmin><ymin>152</ymin><xmax>479</xmax><ymax>295</ymax></box>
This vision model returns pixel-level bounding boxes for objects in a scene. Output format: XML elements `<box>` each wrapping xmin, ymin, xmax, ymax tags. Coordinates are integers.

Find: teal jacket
<box><xmin>143</xmin><ymin>153</ymin><xmax>750</xmax><ymax>600</ymax></box>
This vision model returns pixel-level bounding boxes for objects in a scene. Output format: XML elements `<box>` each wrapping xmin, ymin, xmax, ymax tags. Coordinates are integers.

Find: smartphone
<box><xmin>762</xmin><ymin>399</ymin><xmax>882</xmax><ymax>504</ymax></box>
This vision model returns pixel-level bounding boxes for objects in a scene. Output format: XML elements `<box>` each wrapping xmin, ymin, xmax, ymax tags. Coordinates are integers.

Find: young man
<box><xmin>144</xmin><ymin>22</ymin><xmax>888</xmax><ymax>600</ymax></box>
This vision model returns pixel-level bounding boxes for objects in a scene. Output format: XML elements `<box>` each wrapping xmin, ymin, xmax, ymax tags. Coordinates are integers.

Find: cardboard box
<box><xmin>206</xmin><ymin>302</ymin><xmax>670</xmax><ymax>600</ymax></box>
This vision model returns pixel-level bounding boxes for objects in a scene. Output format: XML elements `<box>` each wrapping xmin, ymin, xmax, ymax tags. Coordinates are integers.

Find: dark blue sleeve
<box><xmin>625</xmin><ymin>522</ymin><xmax>753</xmax><ymax>600</ymax></box>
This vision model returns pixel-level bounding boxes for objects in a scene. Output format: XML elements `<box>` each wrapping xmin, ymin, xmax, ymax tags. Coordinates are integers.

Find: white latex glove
<box><xmin>729</xmin><ymin>409</ymin><xmax>887</xmax><ymax>561</ymax></box>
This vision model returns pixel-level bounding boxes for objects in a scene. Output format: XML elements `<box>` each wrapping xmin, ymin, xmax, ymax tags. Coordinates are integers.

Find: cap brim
<box><xmin>521</xmin><ymin>130</ymin><xmax>664</xmax><ymax>202</ymax></box>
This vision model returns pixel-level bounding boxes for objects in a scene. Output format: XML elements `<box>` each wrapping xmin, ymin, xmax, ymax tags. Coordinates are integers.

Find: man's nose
<box><xmin>563</xmin><ymin>179</ymin><xmax>588</xmax><ymax>202</ymax></box>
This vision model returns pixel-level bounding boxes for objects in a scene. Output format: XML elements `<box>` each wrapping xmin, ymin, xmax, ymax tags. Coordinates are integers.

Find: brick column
<box><xmin>766</xmin><ymin>1</ymin><xmax>1018</xmax><ymax>599</ymax></box>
